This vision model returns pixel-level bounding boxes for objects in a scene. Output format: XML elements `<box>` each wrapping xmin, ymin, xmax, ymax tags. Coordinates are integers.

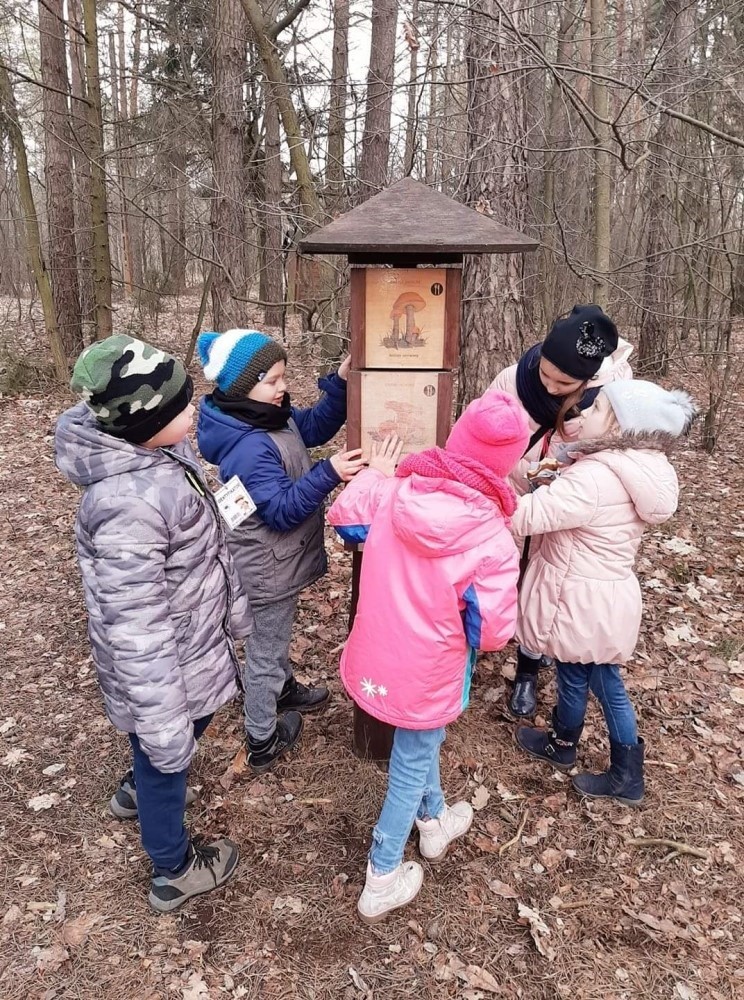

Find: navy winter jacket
<box><xmin>197</xmin><ymin>373</ymin><xmax>348</xmax><ymax>606</ymax></box>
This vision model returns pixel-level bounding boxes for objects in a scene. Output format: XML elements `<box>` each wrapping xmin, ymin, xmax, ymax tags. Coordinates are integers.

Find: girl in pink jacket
<box><xmin>489</xmin><ymin>304</ymin><xmax>633</xmax><ymax>719</ymax></box>
<box><xmin>327</xmin><ymin>392</ymin><xmax>529</xmax><ymax>923</ymax></box>
<box><xmin>513</xmin><ymin>381</ymin><xmax>697</xmax><ymax>806</ymax></box>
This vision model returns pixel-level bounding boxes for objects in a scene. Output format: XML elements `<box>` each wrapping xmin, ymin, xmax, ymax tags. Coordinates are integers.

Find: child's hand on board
<box><xmin>338</xmin><ymin>356</ymin><xmax>352</xmax><ymax>381</ymax></box>
<box><xmin>330</xmin><ymin>448</ymin><xmax>365</xmax><ymax>482</ymax></box>
<box><xmin>368</xmin><ymin>435</ymin><xmax>404</xmax><ymax>477</ymax></box>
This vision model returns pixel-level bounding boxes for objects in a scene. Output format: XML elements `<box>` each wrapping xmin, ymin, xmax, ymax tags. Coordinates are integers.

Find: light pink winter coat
<box><xmin>511</xmin><ymin>434</ymin><xmax>679</xmax><ymax>665</ymax></box>
<box><xmin>327</xmin><ymin>469</ymin><xmax>520</xmax><ymax>729</ymax></box>
<box><xmin>489</xmin><ymin>338</ymin><xmax>634</xmax><ymax>495</ymax></box>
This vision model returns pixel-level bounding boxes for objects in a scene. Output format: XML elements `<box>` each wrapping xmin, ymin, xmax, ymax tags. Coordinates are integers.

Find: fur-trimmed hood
<box><xmin>565</xmin><ymin>432</ymin><xmax>679</xmax><ymax>525</ymax></box>
<box><xmin>560</xmin><ymin>430</ymin><xmax>681</xmax><ymax>459</ymax></box>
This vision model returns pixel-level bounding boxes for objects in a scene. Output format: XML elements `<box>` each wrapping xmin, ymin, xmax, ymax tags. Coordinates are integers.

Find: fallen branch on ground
<box><xmin>626</xmin><ymin>837</ymin><xmax>709</xmax><ymax>860</ymax></box>
<box><xmin>499</xmin><ymin>808</ymin><xmax>529</xmax><ymax>856</ymax></box>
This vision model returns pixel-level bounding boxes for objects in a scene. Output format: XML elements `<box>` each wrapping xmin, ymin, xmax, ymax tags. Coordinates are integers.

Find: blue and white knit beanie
<box><xmin>197</xmin><ymin>329</ymin><xmax>287</xmax><ymax>398</ymax></box>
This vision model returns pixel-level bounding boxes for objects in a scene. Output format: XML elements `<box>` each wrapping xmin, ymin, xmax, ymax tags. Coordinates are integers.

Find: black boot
<box><xmin>515</xmin><ymin>709</ymin><xmax>583</xmax><ymax>772</ymax></box>
<box><xmin>277</xmin><ymin>676</ymin><xmax>330</xmax><ymax>713</ymax></box>
<box><xmin>572</xmin><ymin>738</ymin><xmax>645</xmax><ymax>807</ymax></box>
<box><xmin>247</xmin><ymin>712</ymin><xmax>303</xmax><ymax>774</ymax></box>
<box><xmin>508</xmin><ymin>649</ymin><xmax>540</xmax><ymax>718</ymax></box>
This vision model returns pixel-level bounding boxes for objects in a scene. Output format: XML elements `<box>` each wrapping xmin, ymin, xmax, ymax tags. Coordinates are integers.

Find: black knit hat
<box><xmin>541</xmin><ymin>304</ymin><xmax>619</xmax><ymax>381</ymax></box>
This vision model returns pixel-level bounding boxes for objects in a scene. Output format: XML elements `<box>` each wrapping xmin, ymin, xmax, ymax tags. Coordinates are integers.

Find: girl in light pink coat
<box><xmin>327</xmin><ymin>392</ymin><xmax>530</xmax><ymax>924</ymax></box>
<box><xmin>488</xmin><ymin>304</ymin><xmax>633</xmax><ymax>719</ymax></box>
<box><xmin>513</xmin><ymin>381</ymin><xmax>697</xmax><ymax>807</ymax></box>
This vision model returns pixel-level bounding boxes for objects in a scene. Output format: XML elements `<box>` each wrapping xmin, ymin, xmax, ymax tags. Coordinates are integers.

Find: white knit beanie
<box><xmin>602</xmin><ymin>381</ymin><xmax>697</xmax><ymax>437</ymax></box>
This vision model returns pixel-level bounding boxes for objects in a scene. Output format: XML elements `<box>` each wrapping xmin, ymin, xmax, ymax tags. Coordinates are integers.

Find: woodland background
<box><xmin>0</xmin><ymin>0</ymin><xmax>743</xmax><ymax>445</ymax></box>
<box><xmin>0</xmin><ymin>3</ymin><xmax>743</xmax><ymax>999</ymax></box>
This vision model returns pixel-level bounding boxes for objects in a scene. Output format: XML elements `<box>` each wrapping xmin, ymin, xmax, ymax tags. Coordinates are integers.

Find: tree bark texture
<box><xmin>358</xmin><ymin>0</ymin><xmax>398</xmax><ymax>202</ymax></box>
<box><xmin>211</xmin><ymin>0</ymin><xmax>248</xmax><ymax>330</ymax></box>
<box><xmin>38</xmin><ymin>0</ymin><xmax>83</xmax><ymax>356</ymax></box>
<box><xmin>66</xmin><ymin>0</ymin><xmax>95</xmax><ymax>330</ymax></box>
<box><xmin>460</xmin><ymin>0</ymin><xmax>530</xmax><ymax>408</ymax></box>
<box><xmin>326</xmin><ymin>0</ymin><xmax>349</xmax><ymax>216</ymax></box>
<box><xmin>82</xmin><ymin>0</ymin><xmax>113</xmax><ymax>338</ymax></box>
<box><xmin>0</xmin><ymin>62</ymin><xmax>66</xmax><ymax>379</ymax></box>
<box><xmin>590</xmin><ymin>0</ymin><xmax>611</xmax><ymax>308</ymax></box>
<box><xmin>262</xmin><ymin>79</ymin><xmax>284</xmax><ymax>328</ymax></box>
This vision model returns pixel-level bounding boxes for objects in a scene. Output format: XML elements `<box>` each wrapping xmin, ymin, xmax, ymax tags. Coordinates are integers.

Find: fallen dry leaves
<box><xmin>0</xmin><ymin>308</ymin><xmax>742</xmax><ymax>1000</ymax></box>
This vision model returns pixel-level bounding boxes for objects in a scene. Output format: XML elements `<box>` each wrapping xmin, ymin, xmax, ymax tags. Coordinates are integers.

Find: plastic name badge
<box><xmin>214</xmin><ymin>475</ymin><xmax>257</xmax><ymax>529</ymax></box>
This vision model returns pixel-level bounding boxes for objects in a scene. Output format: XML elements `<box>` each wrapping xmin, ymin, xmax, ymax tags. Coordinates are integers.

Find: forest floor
<box><xmin>0</xmin><ymin>298</ymin><xmax>743</xmax><ymax>1000</ymax></box>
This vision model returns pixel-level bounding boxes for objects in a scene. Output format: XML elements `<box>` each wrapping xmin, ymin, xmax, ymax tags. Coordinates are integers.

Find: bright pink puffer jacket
<box><xmin>327</xmin><ymin>469</ymin><xmax>520</xmax><ymax>729</ymax></box>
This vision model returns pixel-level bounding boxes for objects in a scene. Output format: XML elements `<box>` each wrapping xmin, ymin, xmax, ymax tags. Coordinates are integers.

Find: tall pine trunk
<box><xmin>358</xmin><ymin>0</ymin><xmax>398</xmax><ymax>201</ymax></box>
<box><xmin>459</xmin><ymin>0</ymin><xmax>530</xmax><ymax>406</ymax></box>
<box><xmin>82</xmin><ymin>0</ymin><xmax>113</xmax><ymax>338</ymax></box>
<box><xmin>38</xmin><ymin>0</ymin><xmax>83</xmax><ymax>356</ymax></box>
<box><xmin>211</xmin><ymin>0</ymin><xmax>248</xmax><ymax>329</ymax></box>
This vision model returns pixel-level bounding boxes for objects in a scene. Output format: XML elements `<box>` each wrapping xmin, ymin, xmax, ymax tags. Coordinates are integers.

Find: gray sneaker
<box><xmin>109</xmin><ymin>769</ymin><xmax>198</xmax><ymax>820</ymax></box>
<box><xmin>148</xmin><ymin>836</ymin><xmax>239</xmax><ymax>913</ymax></box>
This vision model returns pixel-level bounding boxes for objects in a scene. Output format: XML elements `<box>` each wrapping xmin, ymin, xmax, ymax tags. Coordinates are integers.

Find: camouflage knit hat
<box><xmin>197</xmin><ymin>329</ymin><xmax>287</xmax><ymax>398</ymax></box>
<box><xmin>71</xmin><ymin>334</ymin><xmax>193</xmax><ymax>444</ymax></box>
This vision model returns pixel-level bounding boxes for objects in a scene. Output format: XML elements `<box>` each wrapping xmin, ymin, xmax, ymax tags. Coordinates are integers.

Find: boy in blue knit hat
<box><xmin>197</xmin><ymin>330</ymin><xmax>364</xmax><ymax>772</ymax></box>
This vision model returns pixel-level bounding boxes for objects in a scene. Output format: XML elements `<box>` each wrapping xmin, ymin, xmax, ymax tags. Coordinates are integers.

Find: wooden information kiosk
<box><xmin>299</xmin><ymin>178</ymin><xmax>537</xmax><ymax>760</ymax></box>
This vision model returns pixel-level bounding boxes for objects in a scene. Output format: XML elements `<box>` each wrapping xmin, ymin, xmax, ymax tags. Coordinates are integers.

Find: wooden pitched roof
<box><xmin>299</xmin><ymin>177</ymin><xmax>538</xmax><ymax>256</ymax></box>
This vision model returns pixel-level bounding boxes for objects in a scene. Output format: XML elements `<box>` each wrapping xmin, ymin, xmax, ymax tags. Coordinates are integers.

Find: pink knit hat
<box><xmin>445</xmin><ymin>390</ymin><xmax>530</xmax><ymax>477</ymax></box>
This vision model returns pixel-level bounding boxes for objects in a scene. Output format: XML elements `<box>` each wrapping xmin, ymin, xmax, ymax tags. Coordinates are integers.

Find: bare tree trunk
<box><xmin>637</xmin><ymin>0</ymin><xmax>692</xmax><ymax>376</ymax></box>
<box><xmin>66</xmin><ymin>0</ymin><xmax>95</xmax><ymax>331</ymax></box>
<box><xmin>590</xmin><ymin>0</ymin><xmax>611</xmax><ymax>307</ymax></box>
<box><xmin>241</xmin><ymin>0</ymin><xmax>322</xmax><ymax>227</ymax></box>
<box><xmin>459</xmin><ymin>0</ymin><xmax>530</xmax><ymax>406</ymax></box>
<box><xmin>0</xmin><ymin>62</ymin><xmax>66</xmax><ymax>378</ymax></box>
<box><xmin>326</xmin><ymin>0</ymin><xmax>349</xmax><ymax>215</ymax></box>
<box><xmin>262</xmin><ymin>80</ymin><xmax>284</xmax><ymax>327</ymax></box>
<box><xmin>38</xmin><ymin>0</ymin><xmax>83</xmax><ymax>356</ymax></box>
<box><xmin>424</xmin><ymin>3</ymin><xmax>440</xmax><ymax>185</ymax></box>
<box><xmin>211</xmin><ymin>0</ymin><xmax>248</xmax><ymax>329</ymax></box>
<box><xmin>81</xmin><ymin>0</ymin><xmax>113</xmax><ymax>338</ymax></box>
<box><xmin>403</xmin><ymin>2</ymin><xmax>420</xmax><ymax>176</ymax></box>
<box><xmin>358</xmin><ymin>0</ymin><xmax>399</xmax><ymax>201</ymax></box>
<box><xmin>539</xmin><ymin>3</ymin><xmax>579</xmax><ymax>326</ymax></box>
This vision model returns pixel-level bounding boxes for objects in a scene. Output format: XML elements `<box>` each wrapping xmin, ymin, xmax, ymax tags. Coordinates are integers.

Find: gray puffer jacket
<box><xmin>55</xmin><ymin>402</ymin><xmax>253</xmax><ymax>773</ymax></box>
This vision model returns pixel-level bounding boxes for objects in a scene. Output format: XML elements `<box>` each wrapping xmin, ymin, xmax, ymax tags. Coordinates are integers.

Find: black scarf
<box><xmin>211</xmin><ymin>389</ymin><xmax>292</xmax><ymax>431</ymax></box>
<box><xmin>515</xmin><ymin>344</ymin><xmax>599</xmax><ymax>434</ymax></box>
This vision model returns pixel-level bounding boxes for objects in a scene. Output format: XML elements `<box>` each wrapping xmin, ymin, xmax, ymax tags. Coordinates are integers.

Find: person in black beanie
<box><xmin>486</xmin><ymin>304</ymin><xmax>634</xmax><ymax>718</ymax></box>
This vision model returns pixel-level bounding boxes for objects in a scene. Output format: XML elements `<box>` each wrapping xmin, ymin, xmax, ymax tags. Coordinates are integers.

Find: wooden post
<box><xmin>297</xmin><ymin>179</ymin><xmax>538</xmax><ymax>763</ymax></box>
<box><xmin>347</xmin><ymin>550</ymin><xmax>395</xmax><ymax>760</ymax></box>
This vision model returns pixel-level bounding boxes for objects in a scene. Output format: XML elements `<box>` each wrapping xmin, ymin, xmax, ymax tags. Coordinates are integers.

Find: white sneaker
<box><xmin>357</xmin><ymin>860</ymin><xmax>424</xmax><ymax>925</ymax></box>
<box><xmin>416</xmin><ymin>801</ymin><xmax>474</xmax><ymax>862</ymax></box>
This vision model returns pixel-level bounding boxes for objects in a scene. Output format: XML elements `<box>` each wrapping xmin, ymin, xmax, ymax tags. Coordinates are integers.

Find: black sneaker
<box><xmin>247</xmin><ymin>712</ymin><xmax>303</xmax><ymax>774</ymax></box>
<box><xmin>277</xmin><ymin>676</ymin><xmax>330</xmax><ymax>714</ymax></box>
<box><xmin>109</xmin><ymin>769</ymin><xmax>198</xmax><ymax>820</ymax></box>
<box><xmin>148</xmin><ymin>836</ymin><xmax>239</xmax><ymax>913</ymax></box>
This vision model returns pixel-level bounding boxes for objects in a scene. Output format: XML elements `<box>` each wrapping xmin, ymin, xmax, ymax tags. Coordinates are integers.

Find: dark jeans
<box><xmin>129</xmin><ymin>714</ymin><xmax>212</xmax><ymax>873</ymax></box>
<box><xmin>556</xmin><ymin>661</ymin><xmax>637</xmax><ymax>744</ymax></box>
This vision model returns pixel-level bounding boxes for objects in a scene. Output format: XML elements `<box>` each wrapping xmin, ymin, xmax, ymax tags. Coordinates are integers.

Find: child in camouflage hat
<box><xmin>196</xmin><ymin>329</ymin><xmax>365</xmax><ymax>773</ymax></box>
<box><xmin>55</xmin><ymin>335</ymin><xmax>254</xmax><ymax>913</ymax></box>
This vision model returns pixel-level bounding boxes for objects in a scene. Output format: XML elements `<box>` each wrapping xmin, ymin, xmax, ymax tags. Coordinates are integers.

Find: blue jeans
<box><xmin>129</xmin><ymin>714</ymin><xmax>213</xmax><ymax>873</ymax></box>
<box><xmin>369</xmin><ymin>726</ymin><xmax>446</xmax><ymax>875</ymax></box>
<box><xmin>556</xmin><ymin>661</ymin><xmax>637</xmax><ymax>745</ymax></box>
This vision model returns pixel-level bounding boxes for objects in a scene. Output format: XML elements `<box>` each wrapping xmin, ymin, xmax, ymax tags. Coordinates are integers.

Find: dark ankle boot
<box><xmin>247</xmin><ymin>712</ymin><xmax>303</xmax><ymax>774</ymax></box>
<box><xmin>515</xmin><ymin>709</ymin><xmax>583</xmax><ymax>772</ymax></box>
<box><xmin>277</xmin><ymin>676</ymin><xmax>330</xmax><ymax>713</ymax></box>
<box><xmin>572</xmin><ymin>737</ymin><xmax>645</xmax><ymax>806</ymax></box>
<box><xmin>508</xmin><ymin>649</ymin><xmax>540</xmax><ymax>718</ymax></box>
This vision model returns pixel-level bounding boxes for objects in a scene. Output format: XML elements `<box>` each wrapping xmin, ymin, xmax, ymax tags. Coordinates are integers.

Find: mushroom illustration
<box><xmin>390</xmin><ymin>291</ymin><xmax>426</xmax><ymax>346</ymax></box>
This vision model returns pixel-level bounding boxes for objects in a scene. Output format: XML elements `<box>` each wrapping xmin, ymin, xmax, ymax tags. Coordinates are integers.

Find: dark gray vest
<box><xmin>227</xmin><ymin>419</ymin><xmax>327</xmax><ymax>607</ymax></box>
